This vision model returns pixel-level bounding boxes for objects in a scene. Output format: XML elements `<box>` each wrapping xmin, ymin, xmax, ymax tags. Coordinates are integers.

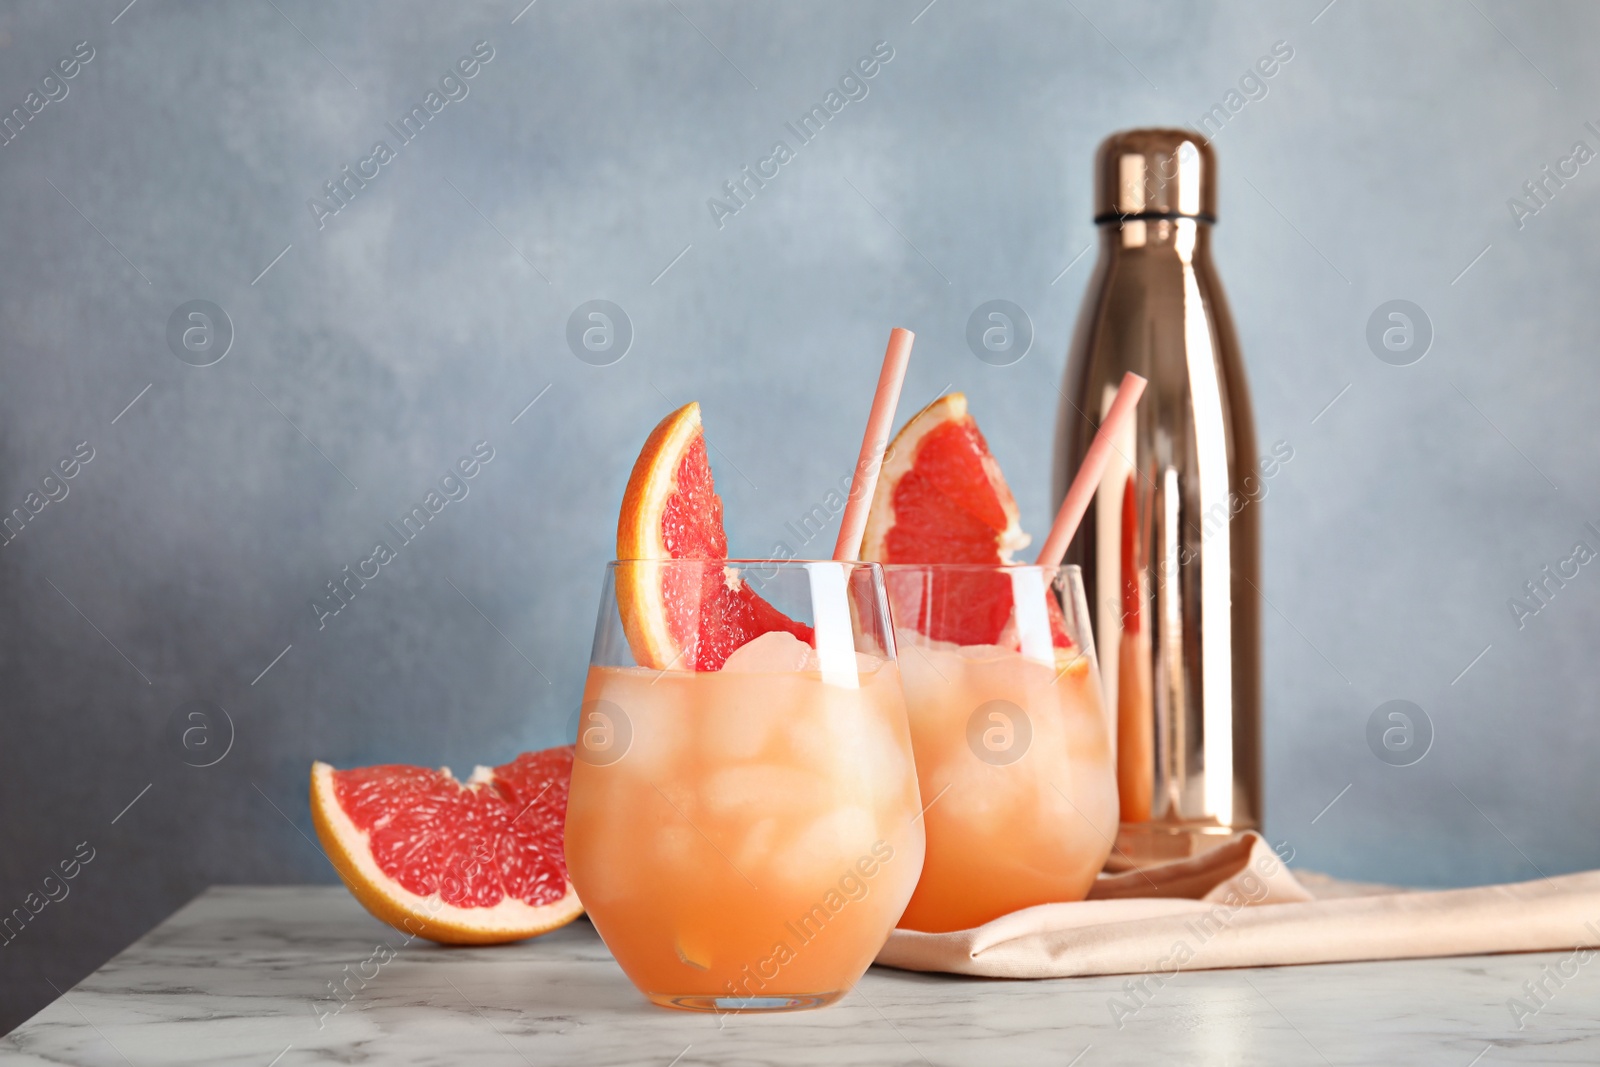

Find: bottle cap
<box><xmin>1093</xmin><ymin>128</ymin><xmax>1216</xmax><ymax>223</ymax></box>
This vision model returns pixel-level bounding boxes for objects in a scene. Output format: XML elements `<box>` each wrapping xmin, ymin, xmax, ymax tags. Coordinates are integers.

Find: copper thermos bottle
<box><xmin>1054</xmin><ymin>129</ymin><xmax>1262</xmax><ymax>863</ymax></box>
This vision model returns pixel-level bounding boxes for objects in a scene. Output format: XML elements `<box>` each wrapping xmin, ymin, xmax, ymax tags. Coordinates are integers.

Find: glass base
<box><xmin>647</xmin><ymin>991</ymin><xmax>845</xmax><ymax>1013</ymax></box>
<box><xmin>1110</xmin><ymin>821</ymin><xmax>1253</xmax><ymax>869</ymax></box>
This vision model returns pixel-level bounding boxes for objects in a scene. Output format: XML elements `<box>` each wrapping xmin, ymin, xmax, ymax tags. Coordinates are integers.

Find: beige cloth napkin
<box><xmin>877</xmin><ymin>833</ymin><xmax>1600</xmax><ymax>978</ymax></box>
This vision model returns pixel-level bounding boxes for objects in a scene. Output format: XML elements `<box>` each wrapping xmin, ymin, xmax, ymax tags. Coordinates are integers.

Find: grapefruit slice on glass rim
<box><xmin>615</xmin><ymin>401</ymin><xmax>813</xmax><ymax>670</ymax></box>
<box><xmin>862</xmin><ymin>392</ymin><xmax>1076</xmax><ymax>652</ymax></box>
<box><xmin>310</xmin><ymin>745</ymin><xmax>583</xmax><ymax>944</ymax></box>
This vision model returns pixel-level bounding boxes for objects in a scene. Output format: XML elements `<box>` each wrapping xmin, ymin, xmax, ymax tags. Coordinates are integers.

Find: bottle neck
<box><xmin>1097</xmin><ymin>216</ymin><xmax>1211</xmax><ymax>263</ymax></box>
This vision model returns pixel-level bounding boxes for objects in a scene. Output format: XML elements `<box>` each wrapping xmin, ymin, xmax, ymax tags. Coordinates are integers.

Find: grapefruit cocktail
<box><xmin>882</xmin><ymin>564</ymin><xmax>1116</xmax><ymax>932</ymax></box>
<box><xmin>568</xmin><ymin>562</ymin><xmax>924</xmax><ymax>1011</ymax></box>
<box><xmin>863</xmin><ymin>394</ymin><xmax>1117</xmax><ymax>933</ymax></box>
<box><xmin>565</xmin><ymin>403</ymin><xmax>924</xmax><ymax>1011</ymax></box>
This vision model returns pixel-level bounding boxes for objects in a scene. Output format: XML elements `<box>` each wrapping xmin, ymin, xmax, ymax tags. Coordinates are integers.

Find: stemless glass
<box><xmin>564</xmin><ymin>560</ymin><xmax>925</xmax><ymax>1012</ymax></box>
<box><xmin>882</xmin><ymin>563</ymin><xmax>1117</xmax><ymax>933</ymax></box>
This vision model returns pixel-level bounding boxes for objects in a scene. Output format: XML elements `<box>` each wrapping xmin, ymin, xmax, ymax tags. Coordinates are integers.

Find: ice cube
<box><xmin>775</xmin><ymin>805</ymin><xmax>878</xmax><ymax>888</ymax></box>
<box><xmin>855</xmin><ymin>650</ymin><xmax>887</xmax><ymax>675</ymax></box>
<box><xmin>736</xmin><ymin>814</ymin><xmax>781</xmax><ymax>871</ymax></box>
<box><xmin>955</xmin><ymin>642</ymin><xmax>1017</xmax><ymax>662</ymax></box>
<box><xmin>701</xmin><ymin>764</ymin><xmax>829</xmax><ymax>819</ymax></box>
<box><xmin>721</xmin><ymin>631</ymin><xmax>818</xmax><ymax>673</ymax></box>
<box><xmin>833</xmin><ymin>701</ymin><xmax>912</xmax><ymax>801</ymax></box>
<box><xmin>775</xmin><ymin>691</ymin><xmax>910</xmax><ymax>809</ymax></box>
<box><xmin>700</xmin><ymin>696</ymin><xmax>775</xmax><ymax>762</ymax></box>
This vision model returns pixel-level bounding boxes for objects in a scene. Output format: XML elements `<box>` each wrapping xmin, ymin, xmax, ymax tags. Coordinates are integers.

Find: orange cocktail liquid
<box><xmin>894</xmin><ymin>638</ymin><xmax>1117</xmax><ymax>933</ymax></box>
<box><xmin>565</xmin><ymin>661</ymin><xmax>924</xmax><ymax>1010</ymax></box>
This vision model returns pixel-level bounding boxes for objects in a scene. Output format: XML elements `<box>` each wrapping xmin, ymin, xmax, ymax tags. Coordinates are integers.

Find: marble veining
<box><xmin>3</xmin><ymin>886</ymin><xmax>1599</xmax><ymax>1065</ymax></box>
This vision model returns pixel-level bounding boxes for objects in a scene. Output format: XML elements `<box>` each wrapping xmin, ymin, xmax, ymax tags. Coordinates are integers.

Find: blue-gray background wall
<box><xmin>3</xmin><ymin>0</ymin><xmax>1598</xmax><ymax>1031</ymax></box>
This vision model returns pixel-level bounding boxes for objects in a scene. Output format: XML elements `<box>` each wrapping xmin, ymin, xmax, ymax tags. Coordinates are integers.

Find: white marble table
<box><xmin>4</xmin><ymin>886</ymin><xmax>1597</xmax><ymax>1065</ymax></box>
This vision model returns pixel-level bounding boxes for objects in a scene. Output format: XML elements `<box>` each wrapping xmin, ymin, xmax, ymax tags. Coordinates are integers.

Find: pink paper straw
<box><xmin>1034</xmin><ymin>371</ymin><xmax>1147</xmax><ymax>570</ymax></box>
<box><xmin>833</xmin><ymin>327</ymin><xmax>915</xmax><ymax>562</ymax></box>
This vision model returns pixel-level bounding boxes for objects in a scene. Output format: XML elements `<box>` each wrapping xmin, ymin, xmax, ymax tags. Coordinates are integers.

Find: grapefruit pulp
<box><xmin>615</xmin><ymin>401</ymin><xmax>812</xmax><ymax>670</ymax></box>
<box><xmin>310</xmin><ymin>745</ymin><xmax>583</xmax><ymax>944</ymax></box>
<box><xmin>862</xmin><ymin>392</ymin><xmax>1074</xmax><ymax>650</ymax></box>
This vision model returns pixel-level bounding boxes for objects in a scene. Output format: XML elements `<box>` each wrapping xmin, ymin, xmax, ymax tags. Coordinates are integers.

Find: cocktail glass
<box><xmin>564</xmin><ymin>559</ymin><xmax>925</xmax><ymax>1012</ymax></box>
<box><xmin>882</xmin><ymin>562</ymin><xmax>1116</xmax><ymax>933</ymax></box>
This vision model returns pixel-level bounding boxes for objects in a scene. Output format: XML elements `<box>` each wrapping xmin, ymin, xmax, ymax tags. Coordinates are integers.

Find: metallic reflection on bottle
<box><xmin>1054</xmin><ymin>129</ymin><xmax>1261</xmax><ymax>865</ymax></box>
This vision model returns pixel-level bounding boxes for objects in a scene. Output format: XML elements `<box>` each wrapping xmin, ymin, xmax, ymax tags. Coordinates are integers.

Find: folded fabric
<box><xmin>876</xmin><ymin>833</ymin><xmax>1600</xmax><ymax>979</ymax></box>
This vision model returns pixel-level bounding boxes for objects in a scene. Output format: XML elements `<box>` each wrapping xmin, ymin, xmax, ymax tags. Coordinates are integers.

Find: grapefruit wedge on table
<box><xmin>862</xmin><ymin>392</ymin><xmax>1075</xmax><ymax>650</ymax></box>
<box><xmin>311</xmin><ymin>745</ymin><xmax>583</xmax><ymax>944</ymax></box>
<box><xmin>616</xmin><ymin>401</ymin><xmax>812</xmax><ymax>670</ymax></box>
